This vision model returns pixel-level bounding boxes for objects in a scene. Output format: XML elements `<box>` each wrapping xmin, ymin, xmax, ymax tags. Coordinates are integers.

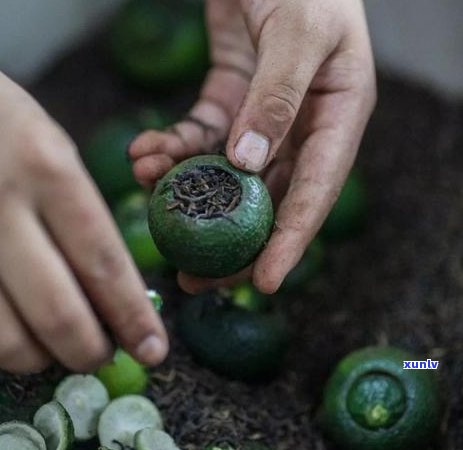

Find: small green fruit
<box><xmin>96</xmin><ymin>349</ymin><xmax>148</xmax><ymax>399</ymax></box>
<box><xmin>321</xmin><ymin>346</ymin><xmax>441</xmax><ymax>450</ymax></box>
<box><xmin>178</xmin><ymin>289</ymin><xmax>289</xmax><ymax>381</ymax></box>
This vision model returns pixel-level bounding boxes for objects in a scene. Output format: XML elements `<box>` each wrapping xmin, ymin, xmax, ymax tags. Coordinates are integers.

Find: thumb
<box><xmin>226</xmin><ymin>2</ymin><xmax>339</xmax><ymax>172</ymax></box>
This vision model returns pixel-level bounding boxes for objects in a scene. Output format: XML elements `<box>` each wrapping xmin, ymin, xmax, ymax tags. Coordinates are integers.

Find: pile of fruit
<box><xmin>0</xmin><ymin>341</ymin><xmax>442</xmax><ymax>450</ymax></box>
<box><xmin>0</xmin><ymin>372</ymin><xmax>175</xmax><ymax>450</ymax></box>
<box><xmin>2</xmin><ymin>1</ymin><xmax>444</xmax><ymax>449</ymax></box>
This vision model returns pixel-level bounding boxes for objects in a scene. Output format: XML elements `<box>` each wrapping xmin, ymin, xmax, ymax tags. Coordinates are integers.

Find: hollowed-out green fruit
<box><xmin>148</xmin><ymin>155</ymin><xmax>274</xmax><ymax>278</ymax></box>
<box><xmin>321</xmin><ymin>346</ymin><xmax>441</xmax><ymax>450</ymax></box>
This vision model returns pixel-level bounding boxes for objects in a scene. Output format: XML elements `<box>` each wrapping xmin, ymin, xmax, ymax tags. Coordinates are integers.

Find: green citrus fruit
<box><xmin>281</xmin><ymin>237</ymin><xmax>324</xmax><ymax>291</ymax></box>
<box><xmin>81</xmin><ymin>109</ymin><xmax>168</xmax><ymax>205</ymax></box>
<box><xmin>96</xmin><ymin>349</ymin><xmax>148</xmax><ymax>399</ymax></box>
<box><xmin>148</xmin><ymin>155</ymin><xmax>274</xmax><ymax>278</ymax></box>
<box><xmin>109</xmin><ymin>0</ymin><xmax>209</xmax><ymax>89</ymax></box>
<box><xmin>114</xmin><ymin>191</ymin><xmax>167</xmax><ymax>272</ymax></box>
<box><xmin>320</xmin><ymin>170</ymin><xmax>368</xmax><ymax>241</ymax></box>
<box><xmin>321</xmin><ymin>346</ymin><xmax>441</xmax><ymax>450</ymax></box>
<box><xmin>177</xmin><ymin>289</ymin><xmax>289</xmax><ymax>381</ymax></box>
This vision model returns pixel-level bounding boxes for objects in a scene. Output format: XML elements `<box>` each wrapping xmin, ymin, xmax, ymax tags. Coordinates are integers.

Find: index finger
<box><xmin>38</xmin><ymin>156</ymin><xmax>168</xmax><ymax>366</ymax></box>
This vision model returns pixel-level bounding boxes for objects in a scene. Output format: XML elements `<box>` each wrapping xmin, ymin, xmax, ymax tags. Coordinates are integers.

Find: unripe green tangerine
<box><xmin>149</xmin><ymin>155</ymin><xmax>274</xmax><ymax>278</ymax></box>
<box><xmin>321</xmin><ymin>346</ymin><xmax>441</xmax><ymax>450</ymax></box>
<box><xmin>346</xmin><ymin>372</ymin><xmax>406</xmax><ymax>430</ymax></box>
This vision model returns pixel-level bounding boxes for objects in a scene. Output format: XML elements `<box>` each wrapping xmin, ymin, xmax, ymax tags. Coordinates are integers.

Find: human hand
<box><xmin>0</xmin><ymin>73</ymin><xmax>168</xmax><ymax>374</ymax></box>
<box><xmin>129</xmin><ymin>0</ymin><xmax>376</xmax><ymax>294</ymax></box>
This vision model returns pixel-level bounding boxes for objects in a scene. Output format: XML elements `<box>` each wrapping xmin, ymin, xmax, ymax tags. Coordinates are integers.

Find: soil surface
<box><xmin>2</xmin><ymin>26</ymin><xmax>463</xmax><ymax>450</ymax></box>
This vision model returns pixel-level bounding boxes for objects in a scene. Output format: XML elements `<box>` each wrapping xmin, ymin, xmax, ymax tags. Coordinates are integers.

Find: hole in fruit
<box><xmin>166</xmin><ymin>165</ymin><xmax>242</xmax><ymax>219</ymax></box>
<box><xmin>346</xmin><ymin>371</ymin><xmax>407</xmax><ymax>430</ymax></box>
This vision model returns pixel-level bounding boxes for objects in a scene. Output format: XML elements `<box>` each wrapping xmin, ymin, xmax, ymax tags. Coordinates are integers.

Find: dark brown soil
<box><xmin>1</xmin><ymin>26</ymin><xmax>463</xmax><ymax>450</ymax></box>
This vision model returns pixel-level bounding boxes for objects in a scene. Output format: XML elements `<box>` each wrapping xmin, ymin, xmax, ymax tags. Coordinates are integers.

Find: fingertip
<box><xmin>135</xmin><ymin>333</ymin><xmax>169</xmax><ymax>367</ymax></box>
<box><xmin>128</xmin><ymin>305</ymin><xmax>170</xmax><ymax>367</ymax></box>
<box><xmin>128</xmin><ymin>130</ymin><xmax>168</xmax><ymax>160</ymax></box>
<box><xmin>226</xmin><ymin>129</ymin><xmax>271</xmax><ymax>173</ymax></box>
<box><xmin>105</xmin><ymin>286</ymin><xmax>170</xmax><ymax>367</ymax></box>
<box><xmin>132</xmin><ymin>154</ymin><xmax>175</xmax><ymax>187</ymax></box>
<box><xmin>253</xmin><ymin>246</ymin><xmax>293</xmax><ymax>294</ymax></box>
<box><xmin>252</xmin><ymin>266</ymin><xmax>283</xmax><ymax>295</ymax></box>
<box><xmin>177</xmin><ymin>272</ymin><xmax>212</xmax><ymax>295</ymax></box>
<box><xmin>127</xmin><ymin>130</ymin><xmax>154</xmax><ymax>159</ymax></box>
<box><xmin>131</xmin><ymin>158</ymin><xmax>151</xmax><ymax>187</ymax></box>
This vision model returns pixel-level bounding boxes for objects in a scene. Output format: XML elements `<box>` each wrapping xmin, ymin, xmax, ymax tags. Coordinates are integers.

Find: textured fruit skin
<box><xmin>321</xmin><ymin>346</ymin><xmax>441</xmax><ymax>450</ymax></box>
<box><xmin>109</xmin><ymin>0</ymin><xmax>209</xmax><ymax>88</ymax></box>
<box><xmin>321</xmin><ymin>170</ymin><xmax>368</xmax><ymax>241</ymax></box>
<box><xmin>149</xmin><ymin>155</ymin><xmax>274</xmax><ymax>278</ymax></box>
<box><xmin>178</xmin><ymin>291</ymin><xmax>289</xmax><ymax>381</ymax></box>
<box><xmin>96</xmin><ymin>349</ymin><xmax>148</xmax><ymax>399</ymax></box>
<box><xmin>346</xmin><ymin>372</ymin><xmax>406</xmax><ymax>430</ymax></box>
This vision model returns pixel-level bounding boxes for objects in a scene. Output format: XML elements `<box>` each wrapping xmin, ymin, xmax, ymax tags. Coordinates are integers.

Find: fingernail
<box><xmin>234</xmin><ymin>130</ymin><xmax>270</xmax><ymax>172</ymax></box>
<box><xmin>136</xmin><ymin>335</ymin><xmax>166</xmax><ymax>365</ymax></box>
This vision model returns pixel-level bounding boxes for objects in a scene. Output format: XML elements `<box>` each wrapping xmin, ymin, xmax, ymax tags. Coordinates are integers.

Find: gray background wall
<box><xmin>1</xmin><ymin>0</ymin><xmax>462</xmax><ymax>97</ymax></box>
<box><xmin>364</xmin><ymin>0</ymin><xmax>463</xmax><ymax>97</ymax></box>
<box><xmin>0</xmin><ymin>0</ymin><xmax>126</xmax><ymax>84</ymax></box>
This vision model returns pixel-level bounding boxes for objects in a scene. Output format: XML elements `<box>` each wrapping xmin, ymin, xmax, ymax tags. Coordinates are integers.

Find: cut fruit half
<box><xmin>54</xmin><ymin>375</ymin><xmax>109</xmax><ymax>441</ymax></box>
<box><xmin>33</xmin><ymin>400</ymin><xmax>74</xmax><ymax>450</ymax></box>
<box><xmin>135</xmin><ymin>427</ymin><xmax>179</xmax><ymax>450</ymax></box>
<box><xmin>98</xmin><ymin>395</ymin><xmax>163</xmax><ymax>450</ymax></box>
<box><xmin>0</xmin><ymin>421</ymin><xmax>47</xmax><ymax>450</ymax></box>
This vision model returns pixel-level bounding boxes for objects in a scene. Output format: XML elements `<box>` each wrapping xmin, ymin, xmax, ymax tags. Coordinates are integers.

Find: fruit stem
<box><xmin>365</xmin><ymin>403</ymin><xmax>390</xmax><ymax>428</ymax></box>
